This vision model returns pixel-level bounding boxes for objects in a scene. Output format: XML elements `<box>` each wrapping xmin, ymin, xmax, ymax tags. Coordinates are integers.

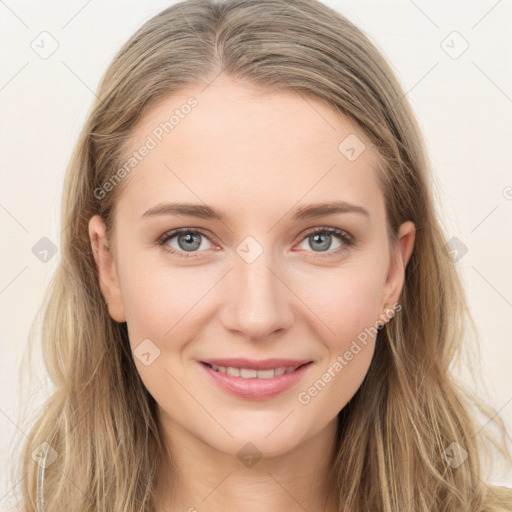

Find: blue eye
<box><xmin>158</xmin><ymin>228</ymin><xmax>214</xmax><ymax>258</ymax></box>
<box><xmin>157</xmin><ymin>226</ymin><xmax>353</xmax><ymax>259</ymax></box>
<box><xmin>297</xmin><ymin>227</ymin><xmax>353</xmax><ymax>259</ymax></box>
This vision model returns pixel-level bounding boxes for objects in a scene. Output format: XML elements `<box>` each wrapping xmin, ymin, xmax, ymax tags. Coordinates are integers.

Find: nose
<box><xmin>219</xmin><ymin>248</ymin><xmax>295</xmax><ymax>342</ymax></box>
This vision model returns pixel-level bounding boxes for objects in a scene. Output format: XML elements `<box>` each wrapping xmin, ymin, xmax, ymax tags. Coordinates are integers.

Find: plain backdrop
<box><xmin>1</xmin><ymin>0</ymin><xmax>511</xmax><ymax>506</ymax></box>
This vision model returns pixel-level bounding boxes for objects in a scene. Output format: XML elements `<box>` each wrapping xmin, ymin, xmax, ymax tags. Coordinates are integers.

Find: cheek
<box><xmin>293</xmin><ymin>265</ymin><xmax>383</xmax><ymax>411</ymax></box>
<box><xmin>120</xmin><ymin>263</ymin><xmax>207</xmax><ymax>343</ymax></box>
<box><xmin>298</xmin><ymin>262</ymin><xmax>384</xmax><ymax>339</ymax></box>
<box><xmin>115</xmin><ymin>248</ymin><xmax>385</xmax><ymax>445</ymax></box>
<box><xmin>119</xmin><ymin>248</ymin><xmax>386</xmax><ymax>347</ymax></box>
<box><xmin>117</xmin><ymin>260</ymin><xmax>209</xmax><ymax>408</ymax></box>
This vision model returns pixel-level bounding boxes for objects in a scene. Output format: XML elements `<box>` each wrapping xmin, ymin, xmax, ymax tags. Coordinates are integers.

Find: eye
<box><xmin>296</xmin><ymin>227</ymin><xmax>353</xmax><ymax>259</ymax></box>
<box><xmin>157</xmin><ymin>228</ymin><xmax>216</xmax><ymax>258</ymax></box>
<box><xmin>157</xmin><ymin>226</ymin><xmax>353</xmax><ymax>260</ymax></box>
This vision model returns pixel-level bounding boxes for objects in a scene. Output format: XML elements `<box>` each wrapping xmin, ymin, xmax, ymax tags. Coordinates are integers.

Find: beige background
<box><xmin>1</xmin><ymin>0</ymin><xmax>511</xmax><ymax>506</ymax></box>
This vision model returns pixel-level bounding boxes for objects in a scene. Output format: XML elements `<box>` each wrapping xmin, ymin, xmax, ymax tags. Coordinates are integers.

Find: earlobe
<box><xmin>88</xmin><ymin>215</ymin><xmax>126</xmax><ymax>323</ymax></box>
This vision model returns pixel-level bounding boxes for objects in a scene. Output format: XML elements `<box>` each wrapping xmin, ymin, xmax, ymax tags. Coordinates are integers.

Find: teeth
<box><xmin>226</xmin><ymin>366</ymin><xmax>239</xmax><ymax>377</ymax></box>
<box><xmin>240</xmin><ymin>368</ymin><xmax>258</xmax><ymax>378</ymax></box>
<box><xmin>209</xmin><ymin>364</ymin><xmax>299</xmax><ymax>378</ymax></box>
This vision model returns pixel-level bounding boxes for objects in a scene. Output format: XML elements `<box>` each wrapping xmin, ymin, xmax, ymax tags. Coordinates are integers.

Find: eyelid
<box><xmin>157</xmin><ymin>226</ymin><xmax>354</xmax><ymax>259</ymax></box>
<box><xmin>300</xmin><ymin>226</ymin><xmax>352</xmax><ymax>244</ymax></box>
<box><xmin>295</xmin><ymin>226</ymin><xmax>353</xmax><ymax>260</ymax></box>
<box><xmin>156</xmin><ymin>227</ymin><xmax>219</xmax><ymax>258</ymax></box>
<box><xmin>157</xmin><ymin>226</ymin><xmax>217</xmax><ymax>245</ymax></box>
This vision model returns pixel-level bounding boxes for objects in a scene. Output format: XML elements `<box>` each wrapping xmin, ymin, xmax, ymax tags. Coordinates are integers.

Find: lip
<box><xmin>201</xmin><ymin>358</ymin><xmax>311</xmax><ymax>370</ymax></box>
<box><xmin>199</xmin><ymin>359</ymin><xmax>314</xmax><ymax>400</ymax></box>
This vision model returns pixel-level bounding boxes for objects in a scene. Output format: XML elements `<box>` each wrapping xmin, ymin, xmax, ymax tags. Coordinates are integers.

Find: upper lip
<box><xmin>200</xmin><ymin>358</ymin><xmax>312</xmax><ymax>370</ymax></box>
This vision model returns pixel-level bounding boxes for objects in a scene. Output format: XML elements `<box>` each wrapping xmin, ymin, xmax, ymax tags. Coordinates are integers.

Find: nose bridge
<box><xmin>220</xmin><ymin>236</ymin><xmax>294</xmax><ymax>340</ymax></box>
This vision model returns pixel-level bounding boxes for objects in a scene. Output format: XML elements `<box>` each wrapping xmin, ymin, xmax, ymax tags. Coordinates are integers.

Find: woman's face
<box><xmin>89</xmin><ymin>75</ymin><xmax>414</xmax><ymax>458</ymax></box>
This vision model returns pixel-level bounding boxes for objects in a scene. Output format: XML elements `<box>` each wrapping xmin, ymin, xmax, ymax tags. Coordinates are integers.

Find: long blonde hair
<box><xmin>10</xmin><ymin>0</ymin><xmax>512</xmax><ymax>510</ymax></box>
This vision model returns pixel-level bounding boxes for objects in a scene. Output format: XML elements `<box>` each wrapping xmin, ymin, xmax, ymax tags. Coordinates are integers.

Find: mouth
<box><xmin>198</xmin><ymin>359</ymin><xmax>314</xmax><ymax>400</ymax></box>
<box><xmin>201</xmin><ymin>361</ymin><xmax>311</xmax><ymax>379</ymax></box>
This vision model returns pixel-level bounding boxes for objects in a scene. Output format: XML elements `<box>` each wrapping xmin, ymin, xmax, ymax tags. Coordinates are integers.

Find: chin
<box><xmin>196</xmin><ymin>415</ymin><xmax>315</xmax><ymax>460</ymax></box>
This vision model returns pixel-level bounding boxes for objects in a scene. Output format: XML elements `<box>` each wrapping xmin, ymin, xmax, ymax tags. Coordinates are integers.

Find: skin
<box><xmin>89</xmin><ymin>74</ymin><xmax>415</xmax><ymax>511</ymax></box>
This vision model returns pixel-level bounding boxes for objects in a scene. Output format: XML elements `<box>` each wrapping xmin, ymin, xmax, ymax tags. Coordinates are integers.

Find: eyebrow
<box><xmin>141</xmin><ymin>200</ymin><xmax>370</xmax><ymax>221</ymax></box>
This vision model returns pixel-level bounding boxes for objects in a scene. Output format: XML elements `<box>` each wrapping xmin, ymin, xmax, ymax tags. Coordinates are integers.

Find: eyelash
<box><xmin>156</xmin><ymin>226</ymin><xmax>354</xmax><ymax>260</ymax></box>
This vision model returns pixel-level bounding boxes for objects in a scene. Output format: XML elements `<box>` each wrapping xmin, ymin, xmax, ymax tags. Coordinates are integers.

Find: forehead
<box><xmin>115</xmin><ymin>75</ymin><xmax>384</xmax><ymax>226</ymax></box>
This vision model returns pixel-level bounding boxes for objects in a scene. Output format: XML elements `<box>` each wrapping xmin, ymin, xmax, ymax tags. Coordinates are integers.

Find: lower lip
<box><xmin>199</xmin><ymin>362</ymin><xmax>313</xmax><ymax>400</ymax></box>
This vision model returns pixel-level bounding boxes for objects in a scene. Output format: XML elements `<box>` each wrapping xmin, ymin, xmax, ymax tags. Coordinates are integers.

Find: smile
<box><xmin>199</xmin><ymin>359</ymin><xmax>314</xmax><ymax>400</ymax></box>
<box><xmin>204</xmin><ymin>363</ymin><xmax>305</xmax><ymax>379</ymax></box>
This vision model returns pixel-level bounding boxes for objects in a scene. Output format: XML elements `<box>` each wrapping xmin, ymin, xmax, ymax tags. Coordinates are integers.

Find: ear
<box><xmin>88</xmin><ymin>215</ymin><xmax>126</xmax><ymax>323</ymax></box>
<box><xmin>379</xmin><ymin>220</ymin><xmax>415</xmax><ymax>313</ymax></box>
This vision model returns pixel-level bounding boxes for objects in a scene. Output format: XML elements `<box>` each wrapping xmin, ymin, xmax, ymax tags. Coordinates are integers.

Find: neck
<box><xmin>152</xmin><ymin>411</ymin><xmax>339</xmax><ymax>512</ymax></box>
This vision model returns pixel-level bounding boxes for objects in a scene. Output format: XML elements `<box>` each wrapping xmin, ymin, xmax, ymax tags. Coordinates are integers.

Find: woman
<box><xmin>13</xmin><ymin>0</ymin><xmax>512</xmax><ymax>510</ymax></box>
